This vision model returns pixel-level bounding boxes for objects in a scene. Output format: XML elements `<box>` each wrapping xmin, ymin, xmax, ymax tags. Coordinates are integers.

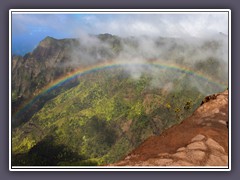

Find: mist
<box><xmin>12</xmin><ymin>13</ymin><xmax>229</xmax><ymax>94</ymax></box>
<box><xmin>65</xmin><ymin>30</ymin><xmax>228</xmax><ymax>94</ymax></box>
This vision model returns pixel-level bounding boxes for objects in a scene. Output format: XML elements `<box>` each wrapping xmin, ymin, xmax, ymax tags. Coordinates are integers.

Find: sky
<box><xmin>11</xmin><ymin>12</ymin><xmax>229</xmax><ymax>55</ymax></box>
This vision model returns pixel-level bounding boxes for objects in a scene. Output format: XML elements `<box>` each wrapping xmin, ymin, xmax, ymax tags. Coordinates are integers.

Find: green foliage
<box><xmin>165</xmin><ymin>103</ymin><xmax>171</xmax><ymax>109</ymax></box>
<box><xmin>195</xmin><ymin>57</ymin><xmax>221</xmax><ymax>77</ymax></box>
<box><xmin>184</xmin><ymin>101</ymin><xmax>192</xmax><ymax>110</ymax></box>
<box><xmin>12</xmin><ymin>68</ymin><xmax>222</xmax><ymax>166</ymax></box>
<box><xmin>101</xmin><ymin>137</ymin><xmax>132</xmax><ymax>164</ymax></box>
<box><xmin>12</xmin><ymin>90</ymin><xmax>18</xmax><ymax>101</ymax></box>
<box><xmin>12</xmin><ymin>136</ymin><xmax>87</xmax><ymax>166</ymax></box>
<box><xmin>128</xmin><ymin>101</ymin><xmax>144</xmax><ymax>119</ymax></box>
<box><xmin>81</xmin><ymin>116</ymin><xmax>117</xmax><ymax>158</ymax></box>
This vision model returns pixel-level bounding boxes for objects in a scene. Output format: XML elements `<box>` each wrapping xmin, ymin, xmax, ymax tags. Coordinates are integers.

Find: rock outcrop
<box><xmin>111</xmin><ymin>90</ymin><xmax>228</xmax><ymax>166</ymax></box>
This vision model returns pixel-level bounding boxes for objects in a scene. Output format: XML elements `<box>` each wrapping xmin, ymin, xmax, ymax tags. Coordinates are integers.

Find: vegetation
<box><xmin>12</xmin><ymin>66</ymin><xmax>225</xmax><ymax>166</ymax></box>
<box><xmin>11</xmin><ymin>34</ymin><xmax>228</xmax><ymax>166</ymax></box>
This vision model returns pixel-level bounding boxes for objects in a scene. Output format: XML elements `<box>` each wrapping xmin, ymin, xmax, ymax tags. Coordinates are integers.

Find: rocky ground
<box><xmin>110</xmin><ymin>90</ymin><xmax>229</xmax><ymax>166</ymax></box>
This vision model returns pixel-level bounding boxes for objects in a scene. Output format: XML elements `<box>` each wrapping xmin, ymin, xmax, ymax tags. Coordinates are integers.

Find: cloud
<box><xmin>82</xmin><ymin>13</ymin><xmax>228</xmax><ymax>38</ymax></box>
<box><xmin>12</xmin><ymin>12</ymin><xmax>228</xmax><ymax>55</ymax></box>
<box><xmin>12</xmin><ymin>12</ymin><xmax>229</xmax><ymax>94</ymax></box>
<box><xmin>12</xmin><ymin>12</ymin><xmax>228</xmax><ymax>38</ymax></box>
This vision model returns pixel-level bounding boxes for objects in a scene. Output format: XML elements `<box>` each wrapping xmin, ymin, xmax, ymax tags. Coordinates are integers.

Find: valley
<box><xmin>11</xmin><ymin>34</ymin><xmax>228</xmax><ymax>166</ymax></box>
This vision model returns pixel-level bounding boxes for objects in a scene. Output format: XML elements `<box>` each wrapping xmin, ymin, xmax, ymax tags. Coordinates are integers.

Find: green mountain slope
<box><xmin>12</xmin><ymin>67</ymin><xmax>224</xmax><ymax>166</ymax></box>
<box><xmin>12</xmin><ymin>34</ymin><xmax>228</xmax><ymax>128</ymax></box>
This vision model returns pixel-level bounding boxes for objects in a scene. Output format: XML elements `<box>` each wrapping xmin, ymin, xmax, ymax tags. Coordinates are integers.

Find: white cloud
<box><xmin>12</xmin><ymin>12</ymin><xmax>228</xmax><ymax>38</ymax></box>
<box><xmin>82</xmin><ymin>13</ymin><xmax>228</xmax><ymax>38</ymax></box>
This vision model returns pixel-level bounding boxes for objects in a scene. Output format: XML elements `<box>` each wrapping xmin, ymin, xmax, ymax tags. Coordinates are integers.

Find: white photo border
<box><xmin>9</xmin><ymin>9</ymin><xmax>231</xmax><ymax>171</ymax></box>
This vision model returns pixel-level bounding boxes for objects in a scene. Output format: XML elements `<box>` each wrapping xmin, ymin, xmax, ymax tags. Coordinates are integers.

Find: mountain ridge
<box><xmin>110</xmin><ymin>90</ymin><xmax>228</xmax><ymax>166</ymax></box>
<box><xmin>11</xmin><ymin>34</ymin><xmax>228</xmax><ymax>166</ymax></box>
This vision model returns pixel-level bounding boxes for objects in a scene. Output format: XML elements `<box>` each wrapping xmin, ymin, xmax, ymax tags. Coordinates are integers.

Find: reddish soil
<box><xmin>111</xmin><ymin>90</ymin><xmax>229</xmax><ymax>166</ymax></box>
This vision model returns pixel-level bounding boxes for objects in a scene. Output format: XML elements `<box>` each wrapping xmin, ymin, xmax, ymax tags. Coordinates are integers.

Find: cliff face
<box><xmin>11</xmin><ymin>35</ymin><xmax>228</xmax><ymax>166</ymax></box>
<box><xmin>111</xmin><ymin>90</ymin><xmax>228</xmax><ymax>166</ymax></box>
<box><xmin>12</xmin><ymin>37</ymin><xmax>78</xmax><ymax>100</ymax></box>
<box><xmin>11</xmin><ymin>35</ymin><xmax>120</xmax><ymax>126</ymax></box>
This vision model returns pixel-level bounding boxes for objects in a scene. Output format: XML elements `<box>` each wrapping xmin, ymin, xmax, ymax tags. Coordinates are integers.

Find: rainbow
<box><xmin>13</xmin><ymin>61</ymin><xmax>227</xmax><ymax>117</ymax></box>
